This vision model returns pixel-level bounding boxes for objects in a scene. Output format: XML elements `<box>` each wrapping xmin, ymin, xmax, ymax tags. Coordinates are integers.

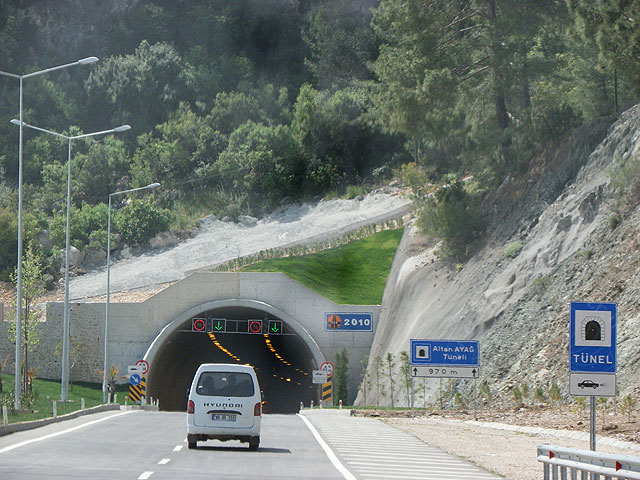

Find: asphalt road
<box><xmin>0</xmin><ymin>410</ymin><xmax>345</xmax><ymax>480</ymax></box>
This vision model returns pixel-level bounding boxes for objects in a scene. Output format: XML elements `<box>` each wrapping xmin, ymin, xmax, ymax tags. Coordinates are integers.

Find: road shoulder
<box><xmin>384</xmin><ymin>416</ymin><xmax>640</xmax><ymax>480</ymax></box>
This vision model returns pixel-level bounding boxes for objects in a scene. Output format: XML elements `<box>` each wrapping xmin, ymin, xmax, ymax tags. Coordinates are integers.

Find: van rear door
<box><xmin>193</xmin><ymin>370</ymin><xmax>257</xmax><ymax>429</ymax></box>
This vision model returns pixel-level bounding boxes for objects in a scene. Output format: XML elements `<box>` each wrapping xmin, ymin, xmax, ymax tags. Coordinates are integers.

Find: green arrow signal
<box><xmin>271</xmin><ymin>324</ymin><xmax>279</xmax><ymax>333</ymax></box>
<box><xmin>214</xmin><ymin>321</ymin><xmax>224</xmax><ymax>331</ymax></box>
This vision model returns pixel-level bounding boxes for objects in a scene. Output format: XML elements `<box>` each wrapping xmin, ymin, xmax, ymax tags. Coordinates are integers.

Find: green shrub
<box><xmin>621</xmin><ymin>394</ymin><xmax>636</xmax><ymax>422</ymax></box>
<box><xmin>609</xmin><ymin>215</ymin><xmax>620</xmax><ymax>230</ymax></box>
<box><xmin>549</xmin><ymin>382</ymin><xmax>562</xmax><ymax>404</ymax></box>
<box><xmin>504</xmin><ymin>240</ymin><xmax>523</xmax><ymax>259</ymax></box>
<box><xmin>573</xmin><ymin>396</ymin><xmax>587</xmax><ymax>414</ymax></box>
<box><xmin>610</xmin><ymin>155</ymin><xmax>640</xmax><ymax>208</ymax></box>
<box><xmin>114</xmin><ymin>199</ymin><xmax>171</xmax><ymax>245</ymax></box>
<box><xmin>512</xmin><ymin>385</ymin><xmax>523</xmax><ymax>405</ymax></box>
<box><xmin>345</xmin><ymin>185</ymin><xmax>366</xmax><ymax>199</ymax></box>
<box><xmin>417</xmin><ymin>181</ymin><xmax>483</xmax><ymax>259</ymax></box>
<box><xmin>479</xmin><ymin>381</ymin><xmax>492</xmax><ymax>404</ymax></box>
<box><xmin>534</xmin><ymin>386</ymin><xmax>546</xmax><ymax>404</ymax></box>
<box><xmin>531</xmin><ymin>275</ymin><xmax>552</xmax><ymax>295</ymax></box>
<box><xmin>0</xmin><ymin>207</ymin><xmax>18</xmax><ymax>280</ymax></box>
<box><xmin>50</xmin><ymin>203</ymin><xmax>108</xmax><ymax>249</ymax></box>
<box><xmin>394</xmin><ymin>162</ymin><xmax>429</xmax><ymax>194</ymax></box>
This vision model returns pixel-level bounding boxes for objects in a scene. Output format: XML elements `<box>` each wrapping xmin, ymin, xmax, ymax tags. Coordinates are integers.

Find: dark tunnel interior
<box><xmin>148</xmin><ymin>307</ymin><xmax>320</xmax><ymax>413</ymax></box>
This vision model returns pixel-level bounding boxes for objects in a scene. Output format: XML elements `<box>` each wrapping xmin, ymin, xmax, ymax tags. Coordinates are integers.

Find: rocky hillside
<box><xmin>359</xmin><ymin>104</ymin><xmax>640</xmax><ymax>407</ymax></box>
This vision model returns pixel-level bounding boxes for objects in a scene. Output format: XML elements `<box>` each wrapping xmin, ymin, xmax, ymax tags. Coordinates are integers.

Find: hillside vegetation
<box><xmin>0</xmin><ymin>0</ymin><xmax>638</xmax><ymax>287</ymax></box>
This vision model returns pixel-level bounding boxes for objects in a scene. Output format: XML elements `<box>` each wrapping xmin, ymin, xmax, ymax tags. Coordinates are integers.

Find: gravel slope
<box><xmin>68</xmin><ymin>190</ymin><xmax>411</xmax><ymax>300</ymax></box>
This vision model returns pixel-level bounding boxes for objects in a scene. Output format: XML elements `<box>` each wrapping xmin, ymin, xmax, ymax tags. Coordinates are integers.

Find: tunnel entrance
<box><xmin>147</xmin><ymin>306</ymin><xmax>319</xmax><ymax>413</ymax></box>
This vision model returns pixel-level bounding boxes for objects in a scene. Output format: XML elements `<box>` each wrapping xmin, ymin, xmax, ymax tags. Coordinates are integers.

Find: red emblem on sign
<box><xmin>327</xmin><ymin>314</ymin><xmax>342</xmax><ymax>329</ymax></box>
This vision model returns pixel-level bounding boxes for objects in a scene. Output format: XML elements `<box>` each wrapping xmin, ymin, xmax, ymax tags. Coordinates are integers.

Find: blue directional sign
<box><xmin>325</xmin><ymin>313</ymin><xmax>373</xmax><ymax>332</ymax></box>
<box><xmin>570</xmin><ymin>302</ymin><xmax>616</xmax><ymax>373</ymax></box>
<box><xmin>410</xmin><ymin>339</ymin><xmax>479</xmax><ymax>366</ymax></box>
<box><xmin>129</xmin><ymin>373</ymin><xmax>142</xmax><ymax>386</ymax></box>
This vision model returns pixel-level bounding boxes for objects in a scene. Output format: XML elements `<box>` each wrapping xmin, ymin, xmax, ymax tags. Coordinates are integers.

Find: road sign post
<box><xmin>569</xmin><ymin>302</ymin><xmax>617</xmax><ymax>451</ymax></box>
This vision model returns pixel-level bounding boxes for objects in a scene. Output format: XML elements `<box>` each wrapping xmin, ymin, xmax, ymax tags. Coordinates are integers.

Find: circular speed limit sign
<box><xmin>320</xmin><ymin>361</ymin><xmax>334</xmax><ymax>376</ymax></box>
<box><xmin>135</xmin><ymin>359</ymin><xmax>150</xmax><ymax>375</ymax></box>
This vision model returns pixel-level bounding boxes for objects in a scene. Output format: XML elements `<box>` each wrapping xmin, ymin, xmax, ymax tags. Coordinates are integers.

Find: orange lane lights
<box><xmin>206</xmin><ymin>332</ymin><xmax>258</xmax><ymax>371</ymax></box>
<box><xmin>262</xmin><ymin>335</ymin><xmax>309</xmax><ymax>385</ymax></box>
<box><xmin>207</xmin><ymin>332</ymin><xmax>241</xmax><ymax>363</ymax></box>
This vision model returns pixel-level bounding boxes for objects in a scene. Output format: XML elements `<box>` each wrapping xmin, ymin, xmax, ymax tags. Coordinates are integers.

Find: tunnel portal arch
<box><xmin>143</xmin><ymin>299</ymin><xmax>325</xmax><ymax>413</ymax></box>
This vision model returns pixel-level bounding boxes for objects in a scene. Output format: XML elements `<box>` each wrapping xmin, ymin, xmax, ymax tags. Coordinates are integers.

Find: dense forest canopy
<box><xmin>0</xmin><ymin>0</ymin><xmax>638</xmax><ymax>280</ymax></box>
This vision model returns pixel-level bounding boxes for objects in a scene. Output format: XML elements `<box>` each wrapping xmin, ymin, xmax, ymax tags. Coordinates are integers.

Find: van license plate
<box><xmin>212</xmin><ymin>414</ymin><xmax>237</xmax><ymax>422</ymax></box>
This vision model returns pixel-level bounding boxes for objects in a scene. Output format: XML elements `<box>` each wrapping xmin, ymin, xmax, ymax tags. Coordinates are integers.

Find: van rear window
<box><xmin>196</xmin><ymin>372</ymin><xmax>255</xmax><ymax>397</ymax></box>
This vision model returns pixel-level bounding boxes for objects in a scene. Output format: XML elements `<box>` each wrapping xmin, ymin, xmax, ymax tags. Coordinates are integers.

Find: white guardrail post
<box><xmin>538</xmin><ymin>444</ymin><xmax>640</xmax><ymax>480</ymax></box>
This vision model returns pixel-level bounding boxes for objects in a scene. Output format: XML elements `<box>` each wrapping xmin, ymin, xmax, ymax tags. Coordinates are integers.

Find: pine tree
<box><xmin>334</xmin><ymin>348</ymin><xmax>349</xmax><ymax>405</ymax></box>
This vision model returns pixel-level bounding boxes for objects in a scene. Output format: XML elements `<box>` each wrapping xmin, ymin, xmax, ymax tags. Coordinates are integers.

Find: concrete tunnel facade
<box><xmin>26</xmin><ymin>272</ymin><xmax>379</xmax><ymax>413</ymax></box>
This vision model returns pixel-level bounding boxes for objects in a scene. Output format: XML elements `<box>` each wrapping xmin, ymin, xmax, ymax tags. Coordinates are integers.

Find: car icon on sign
<box><xmin>577</xmin><ymin>380</ymin><xmax>600</xmax><ymax>389</ymax></box>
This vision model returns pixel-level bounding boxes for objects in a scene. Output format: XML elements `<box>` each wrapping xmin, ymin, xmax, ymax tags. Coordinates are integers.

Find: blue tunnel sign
<box><xmin>410</xmin><ymin>339</ymin><xmax>479</xmax><ymax>367</ymax></box>
<box><xmin>570</xmin><ymin>302</ymin><xmax>616</xmax><ymax>373</ymax></box>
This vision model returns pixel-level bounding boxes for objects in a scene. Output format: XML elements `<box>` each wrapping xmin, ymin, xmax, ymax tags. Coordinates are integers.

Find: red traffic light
<box><xmin>248</xmin><ymin>320</ymin><xmax>262</xmax><ymax>333</ymax></box>
<box><xmin>192</xmin><ymin>318</ymin><xmax>206</xmax><ymax>331</ymax></box>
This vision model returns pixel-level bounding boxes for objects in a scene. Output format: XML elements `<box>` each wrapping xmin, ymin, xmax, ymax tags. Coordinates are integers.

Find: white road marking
<box><xmin>138</xmin><ymin>472</ymin><xmax>154</xmax><ymax>480</ymax></box>
<box><xmin>302</xmin><ymin>413</ymin><xmax>502</xmax><ymax>480</ymax></box>
<box><xmin>158</xmin><ymin>458</ymin><xmax>171</xmax><ymax>465</ymax></box>
<box><xmin>297</xmin><ymin>413</ymin><xmax>357</xmax><ymax>480</ymax></box>
<box><xmin>0</xmin><ymin>411</ymin><xmax>134</xmax><ymax>455</ymax></box>
<box><xmin>173</xmin><ymin>445</ymin><xmax>183</xmax><ymax>452</ymax></box>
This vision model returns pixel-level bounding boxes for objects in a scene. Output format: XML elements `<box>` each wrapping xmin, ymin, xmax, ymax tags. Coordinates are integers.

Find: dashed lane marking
<box><xmin>138</xmin><ymin>471</ymin><xmax>153</xmax><ymax>480</ymax></box>
<box><xmin>158</xmin><ymin>458</ymin><xmax>171</xmax><ymax>465</ymax></box>
<box><xmin>173</xmin><ymin>445</ymin><xmax>183</xmax><ymax>452</ymax></box>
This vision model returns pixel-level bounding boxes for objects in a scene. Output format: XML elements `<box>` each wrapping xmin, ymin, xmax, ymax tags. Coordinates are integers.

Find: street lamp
<box><xmin>0</xmin><ymin>56</ymin><xmax>99</xmax><ymax>410</ymax></box>
<box><xmin>102</xmin><ymin>182</ymin><xmax>160</xmax><ymax>403</ymax></box>
<box><xmin>10</xmin><ymin>119</ymin><xmax>130</xmax><ymax>402</ymax></box>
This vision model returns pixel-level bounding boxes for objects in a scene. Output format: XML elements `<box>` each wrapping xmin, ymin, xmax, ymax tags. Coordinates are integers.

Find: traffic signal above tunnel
<box><xmin>191</xmin><ymin>317</ymin><xmax>285</xmax><ymax>335</ymax></box>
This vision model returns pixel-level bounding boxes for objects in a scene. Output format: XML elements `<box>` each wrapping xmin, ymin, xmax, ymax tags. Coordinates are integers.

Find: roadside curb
<box><xmin>0</xmin><ymin>404</ymin><xmax>122</xmax><ymax>437</ymax></box>
<box><xmin>464</xmin><ymin>419</ymin><xmax>640</xmax><ymax>453</ymax></box>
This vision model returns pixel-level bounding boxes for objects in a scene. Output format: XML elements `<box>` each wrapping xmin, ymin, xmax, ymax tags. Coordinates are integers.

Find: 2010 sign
<box><xmin>325</xmin><ymin>313</ymin><xmax>373</xmax><ymax>332</ymax></box>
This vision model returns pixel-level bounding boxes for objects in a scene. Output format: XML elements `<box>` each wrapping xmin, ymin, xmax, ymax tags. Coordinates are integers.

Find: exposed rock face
<box><xmin>238</xmin><ymin>215</ymin><xmax>258</xmax><ymax>226</ymax></box>
<box><xmin>61</xmin><ymin>246</ymin><xmax>85</xmax><ymax>270</ymax></box>
<box><xmin>149</xmin><ymin>232</ymin><xmax>180</xmax><ymax>250</ymax></box>
<box><xmin>359</xmin><ymin>105</ymin><xmax>640</xmax><ymax>407</ymax></box>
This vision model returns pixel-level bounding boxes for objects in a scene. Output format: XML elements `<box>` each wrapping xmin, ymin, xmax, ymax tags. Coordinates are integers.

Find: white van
<box><xmin>186</xmin><ymin>363</ymin><xmax>262</xmax><ymax>450</ymax></box>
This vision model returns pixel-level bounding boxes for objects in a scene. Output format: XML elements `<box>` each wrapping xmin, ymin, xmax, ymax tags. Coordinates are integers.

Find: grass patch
<box><xmin>504</xmin><ymin>240</ymin><xmax>523</xmax><ymax>258</ymax></box>
<box><xmin>241</xmin><ymin>229</ymin><xmax>404</xmax><ymax>305</ymax></box>
<box><xmin>0</xmin><ymin>374</ymin><xmax>128</xmax><ymax>424</ymax></box>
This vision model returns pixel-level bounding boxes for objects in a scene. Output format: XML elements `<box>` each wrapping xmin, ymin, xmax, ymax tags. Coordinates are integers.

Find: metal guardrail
<box><xmin>538</xmin><ymin>444</ymin><xmax>640</xmax><ymax>480</ymax></box>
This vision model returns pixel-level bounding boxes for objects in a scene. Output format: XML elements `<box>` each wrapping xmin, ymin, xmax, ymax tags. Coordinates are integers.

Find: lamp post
<box><xmin>103</xmin><ymin>183</ymin><xmax>161</xmax><ymax>403</ymax></box>
<box><xmin>0</xmin><ymin>56</ymin><xmax>99</xmax><ymax>410</ymax></box>
<box><xmin>10</xmin><ymin>120</ymin><xmax>130</xmax><ymax>402</ymax></box>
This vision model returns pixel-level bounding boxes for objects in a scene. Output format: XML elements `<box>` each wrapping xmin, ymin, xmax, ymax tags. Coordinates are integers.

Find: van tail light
<box><xmin>254</xmin><ymin>402</ymin><xmax>262</xmax><ymax>417</ymax></box>
<box><xmin>187</xmin><ymin>400</ymin><xmax>195</xmax><ymax>414</ymax></box>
